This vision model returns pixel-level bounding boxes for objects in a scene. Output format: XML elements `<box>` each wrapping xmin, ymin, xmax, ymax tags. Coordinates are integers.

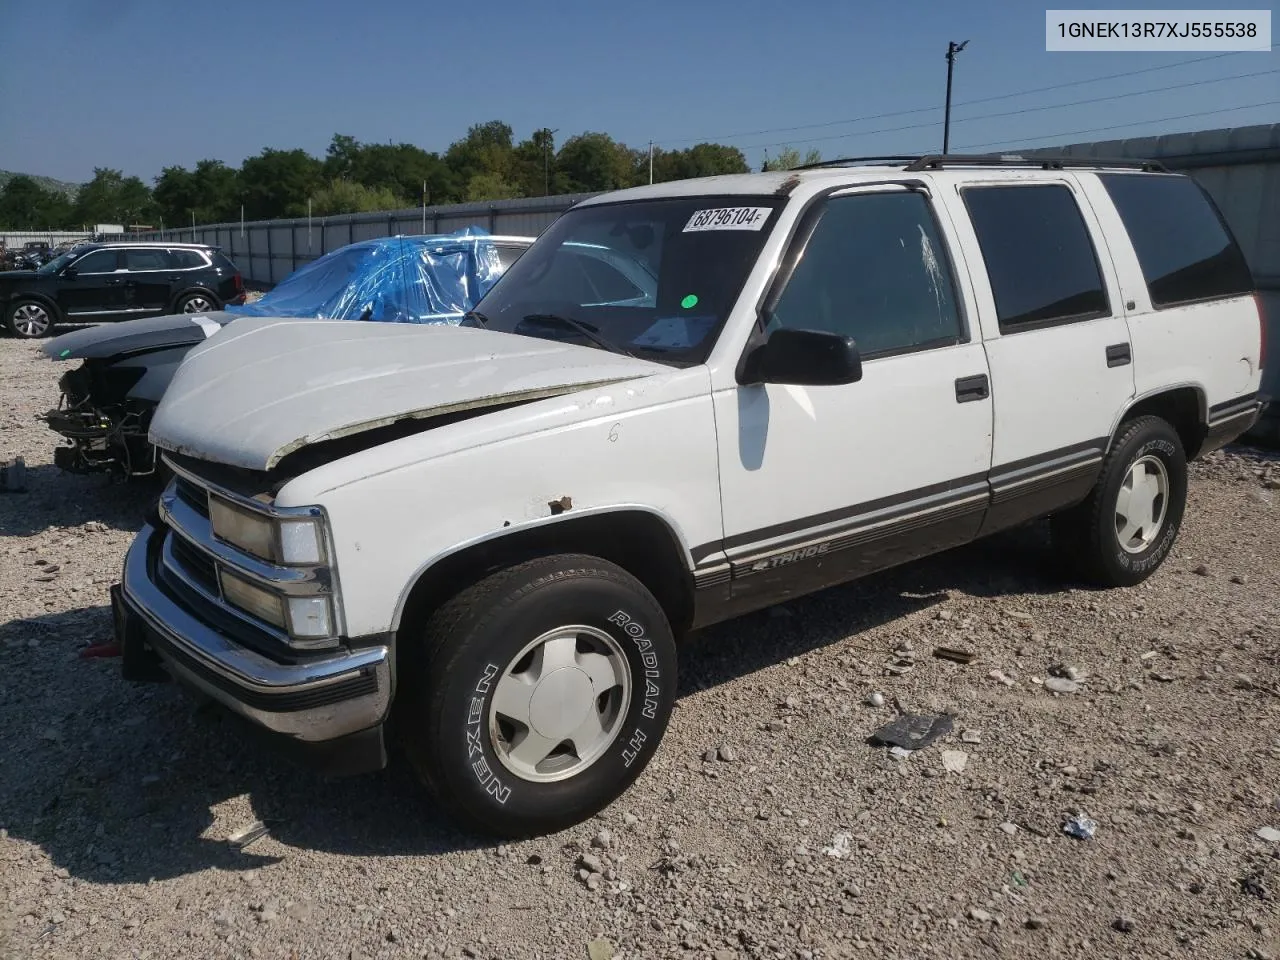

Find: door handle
<box><xmin>1106</xmin><ymin>343</ymin><xmax>1132</xmax><ymax>367</ymax></box>
<box><xmin>955</xmin><ymin>373</ymin><xmax>990</xmax><ymax>403</ymax></box>
<box><xmin>104</xmin><ymin>278</ymin><xmax>121</xmax><ymax>285</ymax></box>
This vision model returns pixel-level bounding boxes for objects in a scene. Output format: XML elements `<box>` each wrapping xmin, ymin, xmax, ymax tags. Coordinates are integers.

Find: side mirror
<box><xmin>61</xmin><ymin>267</ymin><xmax>77</xmax><ymax>278</ymax></box>
<box><xmin>738</xmin><ymin>327</ymin><xmax>863</xmax><ymax>386</ymax></box>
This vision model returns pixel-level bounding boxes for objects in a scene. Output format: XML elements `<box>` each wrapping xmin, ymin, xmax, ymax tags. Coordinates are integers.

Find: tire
<box><xmin>399</xmin><ymin>554</ymin><xmax>677</xmax><ymax>837</ymax></box>
<box><xmin>5</xmin><ymin>299</ymin><xmax>56</xmax><ymax>338</ymax></box>
<box><xmin>1051</xmin><ymin>415</ymin><xmax>1187</xmax><ymax>587</ymax></box>
<box><xmin>176</xmin><ymin>291</ymin><xmax>217</xmax><ymax>314</ymax></box>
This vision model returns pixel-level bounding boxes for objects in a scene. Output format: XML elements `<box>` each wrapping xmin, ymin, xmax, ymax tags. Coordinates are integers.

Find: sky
<box><xmin>0</xmin><ymin>0</ymin><xmax>1276</xmax><ymax>185</ymax></box>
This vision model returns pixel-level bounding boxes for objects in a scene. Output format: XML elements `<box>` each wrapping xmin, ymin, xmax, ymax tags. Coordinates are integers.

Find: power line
<box><xmin>729</xmin><ymin>68</ymin><xmax>1277</xmax><ymax>150</ymax></box>
<box><xmin>956</xmin><ymin>99</ymin><xmax>1280</xmax><ymax>151</ymax></box>
<box><xmin>657</xmin><ymin>50</ymin><xmax>1258</xmax><ymax>146</ymax></box>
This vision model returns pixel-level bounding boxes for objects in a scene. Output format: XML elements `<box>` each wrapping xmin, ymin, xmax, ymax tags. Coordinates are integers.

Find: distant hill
<box><xmin>0</xmin><ymin>170</ymin><xmax>82</xmax><ymax>199</ymax></box>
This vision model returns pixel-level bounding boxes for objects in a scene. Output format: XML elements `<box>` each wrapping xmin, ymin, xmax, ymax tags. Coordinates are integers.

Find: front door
<box><xmin>937</xmin><ymin>176</ymin><xmax>1136</xmax><ymax>535</ymax></box>
<box><xmin>58</xmin><ymin>248</ymin><xmax>125</xmax><ymax>319</ymax></box>
<box><xmin>713</xmin><ymin>185</ymin><xmax>994</xmax><ymax>615</ymax></box>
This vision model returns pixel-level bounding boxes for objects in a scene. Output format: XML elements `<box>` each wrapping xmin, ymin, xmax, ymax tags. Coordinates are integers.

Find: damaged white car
<box><xmin>112</xmin><ymin>156</ymin><xmax>1265</xmax><ymax>837</ymax></box>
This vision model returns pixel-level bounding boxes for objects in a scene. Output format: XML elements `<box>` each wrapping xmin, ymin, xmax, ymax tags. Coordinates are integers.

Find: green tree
<box><xmin>351</xmin><ymin>143</ymin><xmax>455</xmax><ymax>206</ymax></box>
<box><xmin>511</xmin><ymin>128</ymin><xmax>559</xmax><ymax>197</ymax></box>
<box><xmin>238</xmin><ymin>148</ymin><xmax>323</xmax><ymax>219</ymax></box>
<box><xmin>464</xmin><ymin>172</ymin><xmax>520</xmax><ymax>202</ymax></box>
<box><xmin>445</xmin><ymin>121</ymin><xmax>515</xmax><ymax>186</ymax></box>
<box><xmin>650</xmin><ymin>143</ymin><xmax>751</xmax><ymax>183</ymax></box>
<box><xmin>311</xmin><ymin>178</ymin><xmax>404</xmax><ymax>215</ymax></box>
<box><xmin>324</xmin><ymin>133</ymin><xmax>361</xmax><ymax>181</ymax></box>
<box><xmin>762</xmin><ymin>147</ymin><xmax>822</xmax><ymax>171</ymax></box>
<box><xmin>555</xmin><ymin>133</ymin><xmax>636</xmax><ymax>193</ymax></box>
<box><xmin>153</xmin><ymin>159</ymin><xmax>241</xmax><ymax>226</ymax></box>
<box><xmin>73</xmin><ymin>168</ymin><xmax>154</xmax><ymax>226</ymax></box>
<box><xmin>0</xmin><ymin>175</ymin><xmax>76</xmax><ymax>228</ymax></box>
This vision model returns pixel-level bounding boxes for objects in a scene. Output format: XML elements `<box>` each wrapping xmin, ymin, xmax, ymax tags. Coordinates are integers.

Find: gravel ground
<box><xmin>1</xmin><ymin>336</ymin><xmax>1278</xmax><ymax>960</ymax></box>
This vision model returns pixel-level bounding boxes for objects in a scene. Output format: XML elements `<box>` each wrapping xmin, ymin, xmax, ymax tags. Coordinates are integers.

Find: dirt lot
<box><xmin>1</xmin><ymin>336</ymin><xmax>1278</xmax><ymax>960</ymax></box>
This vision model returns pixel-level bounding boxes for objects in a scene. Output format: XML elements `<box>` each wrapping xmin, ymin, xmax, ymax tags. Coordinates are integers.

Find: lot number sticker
<box><xmin>683</xmin><ymin>206</ymin><xmax>772</xmax><ymax>232</ymax></box>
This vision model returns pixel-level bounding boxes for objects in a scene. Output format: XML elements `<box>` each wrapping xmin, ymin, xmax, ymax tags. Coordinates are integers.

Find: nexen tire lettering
<box><xmin>467</xmin><ymin>663</ymin><xmax>510</xmax><ymax>804</ymax></box>
<box><xmin>607</xmin><ymin>610</ymin><xmax>661</xmax><ymax>720</ymax></box>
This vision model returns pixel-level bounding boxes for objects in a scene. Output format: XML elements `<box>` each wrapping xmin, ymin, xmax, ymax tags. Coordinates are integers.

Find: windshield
<box><xmin>36</xmin><ymin>251</ymin><xmax>80</xmax><ymax>274</ymax></box>
<box><xmin>468</xmin><ymin>195</ymin><xmax>785</xmax><ymax>365</ymax></box>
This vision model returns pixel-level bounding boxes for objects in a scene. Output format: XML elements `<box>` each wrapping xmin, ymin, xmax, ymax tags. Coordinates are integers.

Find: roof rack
<box><xmin>903</xmin><ymin>153</ymin><xmax>1168</xmax><ymax>173</ymax></box>
<box><xmin>791</xmin><ymin>155</ymin><xmax>922</xmax><ymax>170</ymax></box>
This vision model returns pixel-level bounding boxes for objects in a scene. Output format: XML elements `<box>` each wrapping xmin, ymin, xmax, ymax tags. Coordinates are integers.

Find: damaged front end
<box><xmin>43</xmin><ymin>361</ymin><xmax>162</xmax><ymax>478</ymax></box>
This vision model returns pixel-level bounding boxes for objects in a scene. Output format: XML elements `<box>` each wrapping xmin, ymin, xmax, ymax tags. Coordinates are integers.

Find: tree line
<box><xmin>0</xmin><ymin>122</ymin><xmax>823</xmax><ymax>230</ymax></box>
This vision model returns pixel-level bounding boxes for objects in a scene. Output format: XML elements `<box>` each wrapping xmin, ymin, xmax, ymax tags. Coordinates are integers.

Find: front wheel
<box><xmin>1051</xmin><ymin>415</ymin><xmax>1188</xmax><ymax>587</ymax></box>
<box><xmin>6</xmin><ymin>299</ymin><xmax>55</xmax><ymax>338</ymax></box>
<box><xmin>177</xmin><ymin>292</ymin><xmax>217</xmax><ymax>314</ymax></box>
<box><xmin>400</xmin><ymin>554</ymin><xmax>677</xmax><ymax>837</ymax></box>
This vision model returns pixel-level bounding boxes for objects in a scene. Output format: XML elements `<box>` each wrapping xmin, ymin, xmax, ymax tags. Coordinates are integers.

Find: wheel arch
<box><xmin>391</xmin><ymin>507</ymin><xmax>698</xmax><ymax>643</ymax></box>
<box><xmin>7</xmin><ymin>291</ymin><xmax>64</xmax><ymax>323</ymax></box>
<box><xmin>171</xmin><ymin>286</ymin><xmax>222</xmax><ymax>312</ymax></box>
<box><xmin>1110</xmin><ymin>384</ymin><xmax>1207</xmax><ymax>460</ymax></box>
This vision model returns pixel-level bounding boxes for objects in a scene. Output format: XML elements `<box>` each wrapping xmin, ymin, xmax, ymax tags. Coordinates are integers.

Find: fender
<box><xmin>1105</xmin><ymin>381</ymin><xmax>1207</xmax><ymax>452</ymax></box>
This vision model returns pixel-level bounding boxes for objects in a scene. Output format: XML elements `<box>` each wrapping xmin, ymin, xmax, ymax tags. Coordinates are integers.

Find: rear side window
<box><xmin>168</xmin><ymin>249</ymin><xmax>209</xmax><ymax>269</ymax></box>
<box><xmin>123</xmin><ymin>248</ymin><xmax>171</xmax><ymax>271</ymax></box>
<box><xmin>210</xmin><ymin>252</ymin><xmax>239</xmax><ymax>272</ymax></box>
<box><xmin>963</xmin><ymin>184</ymin><xmax>1109</xmax><ymax>330</ymax></box>
<box><xmin>1098</xmin><ymin>173</ymin><xmax>1253</xmax><ymax>308</ymax></box>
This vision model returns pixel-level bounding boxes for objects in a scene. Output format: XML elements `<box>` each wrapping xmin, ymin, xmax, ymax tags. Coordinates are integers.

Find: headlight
<box><xmin>210</xmin><ymin>496</ymin><xmax>326</xmax><ymax>565</ymax></box>
<box><xmin>220</xmin><ymin>570</ymin><xmax>286</xmax><ymax>629</ymax></box>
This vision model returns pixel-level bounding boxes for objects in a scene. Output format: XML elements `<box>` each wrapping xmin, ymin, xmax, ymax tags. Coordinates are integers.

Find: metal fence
<box><xmin>1</xmin><ymin>230</ymin><xmax>101</xmax><ymax>248</ymax></box>
<box><xmin>128</xmin><ymin>193</ymin><xmax>599</xmax><ymax>287</ymax></box>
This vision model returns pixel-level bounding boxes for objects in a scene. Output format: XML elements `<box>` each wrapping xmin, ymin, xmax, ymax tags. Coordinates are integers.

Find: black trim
<box><xmin>906</xmin><ymin>154</ymin><xmax>1167</xmax><ymax>173</ymax></box>
<box><xmin>1105</xmin><ymin>343</ymin><xmax>1131</xmax><ymax>367</ymax></box>
<box><xmin>1209</xmin><ymin>392</ymin><xmax>1259</xmax><ymax>419</ymax></box>
<box><xmin>987</xmin><ymin>437</ymin><xmax>1108</xmax><ymax>481</ymax></box>
<box><xmin>1202</xmin><ymin>402</ymin><xmax>1262</xmax><ymax>454</ymax></box>
<box><xmin>955</xmin><ymin>373</ymin><xmax>990</xmax><ymax>403</ymax></box>
<box><xmin>720</xmin><ymin>471</ymin><xmax>989</xmax><ymax>553</ymax></box>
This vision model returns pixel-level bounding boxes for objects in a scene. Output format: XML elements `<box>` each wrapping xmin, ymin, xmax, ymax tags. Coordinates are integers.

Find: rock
<box><xmin>1231</xmin><ymin>574</ymin><xmax>1247</xmax><ymax>585</ymax></box>
<box><xmin>1112</xmin><ymin>915</ymin><xmax>1136</xmax><ymax>933</ymax></box>
<box><xmin>941</xmin><ymin>750</ymin><xmax>968</xmax><ymax>774</ymax></box>
<box><xmin>961</xmin><ymin>729</ymin><xmax>982</xmax><ymax>744</ymax></box>
<box><xmin>1044</xmin><ymin>677</ymin><xmax>1080</xmax><ymax>694</ymax></box>
<box><xmin>703</xmin><ymin>748</ymin><xmax>718</xmax><ymax>762</ymax></box>
<box><xmin>989</xmin><ymin>670</ymin><xmax>1015</xmax><ymax>687</ymax></box>
<box><xmin>623</xmin><ymin>813</ymin><xmax>639</xmax><ymax>826</ymax></box>
<box><xmin>285</xmin><ymin>902</ymin><xmax>313</xmax><ymax>922</ymax></box>
<box><xmin>867</xmin><ymin>692</ymin><xmax>886</xmax><ymax>708</ymax></box>
<box><xmin>967</xmin><ymin>907</ymin><xmax>992</xmax><ymax>922</ymax></box>
<box><xmin>1025</xmin><ymin>916</ymin><xmax>1046</xmax><ymax>930</ymax></box>
<box><xmin>935</xmin><ymin>609</ymin><xmax>954</xmax><ymax>621</ymax></box>
<box><xmin>579</xmin><ymin>853</ymin><xmax>604</xmax><ymax>875</ymax></box>
<box><xmin>1000</xmin><ymin>822</ymin><xmax>1018</xmax><ymax>836</ymax></box>
<box><xmin>1193</xmin><ymin>564</ymin><xmax>1210</xmax><ymax>576</ymax></box>
<box><xmin>585</xmin><ymin>872</ymin><xmax>602</xmax><ymax>891</ymax></box>
<box><xmin>592</xmin><ymin>829</ymin><xmax>613</xmax><ymax>849</ymax></box>
<box><xmin>714</xmin><ymin>951</ymin><xmax>738</xmax><ymax>960</ymax></box>
<box><xmin>526</xmin><ymin>853</ymin><xmax>543</xmax><ymax>865</ymax></box>
<box><xmin>717</xmin><ymin>745</ymin><xmax>737</xmax><ymax>762</ymax></box>
<box><xmin>586</xmin><ymin>941</ymin><xmax>615</xmax><ymax>960</ymax></box>
<box><xmin>1256</xmin><ymin>826</ymin><xmax>1280</xmax><ymax>843</ymax></box>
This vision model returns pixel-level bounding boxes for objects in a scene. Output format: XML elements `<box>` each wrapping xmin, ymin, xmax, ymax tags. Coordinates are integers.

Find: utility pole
<box><xmin>422</xmin><ymin>181</ymin><xmax>427</xmax><ymax>234</ymax></box>
<box><xmin>943</xmin><ymin>40</ymin><xmax>969</xmax><ymax>154</ymax></box>
<box><xmin>543</xmin><ymin>128</ymin><xmax>559</xmax><ymax>196</ymax></box>
<box><xmin>648</xmin><ymin>140</ymin><xmax>654</xmax><ymax>184</ymax></box>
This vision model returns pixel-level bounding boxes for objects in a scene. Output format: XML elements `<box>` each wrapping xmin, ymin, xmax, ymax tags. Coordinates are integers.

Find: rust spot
<box><xmin>548</xmin><ymin>496</ymin><xmax>573</xmax><ymax>516</ymax></box>
<box><xmin>775</xmin><ymin>174</ymin><xmax>802</xmax><ymax>196</ymax></box>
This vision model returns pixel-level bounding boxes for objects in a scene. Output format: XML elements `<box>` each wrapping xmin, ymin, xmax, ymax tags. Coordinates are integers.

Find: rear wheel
<box><xmin>6</xmin><ymin>299</ymin><xmax>55</xmax><ymax>338</ymax></box>
<box><xmin>1051</xmin><ymin>415</ymin><xmax>1187</xmax><ymax>587</ymax></box>
<box><xmin>177</xmin><ymin>292</ymin><xmax>216</xmax><ymax>313</ymax></box>
<box><xmin>399</xmin><ymin>554</ymin><xmax>677</xmax><ymax>837</ymax></box>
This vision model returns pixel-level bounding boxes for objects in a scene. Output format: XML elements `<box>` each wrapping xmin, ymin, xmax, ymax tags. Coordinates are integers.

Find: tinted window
<box><xmin>1099</xmin><ymin>174</ymin><xmax>1253</xmax><ymax>307</ymax></box>
<box><xmin>567</xmin><ymin>249</ymin><xmax>647</xmax><ymax>303</ymax></box>
<box><xmin>123</xmin><ymin>248</ymin><xmax>172</xmax><ymax>271</ymax></box>
<box><xmin>168</xmin><ymin>249</ymin><xmax>209</xmax><ymax>269</ymax></box>
<box><xmin>963</xmin><ymin>184</ymin><xmax>1109</xmax><ymax>329</ymax></box>
<box><xmin>71</xmin><ymin>250</ymin><xmax>118</xmax><ymax>273</ymax></box>
<box><xmin>492</xmin><ymin>243</ymin><xmax>529</xmax><ymax>270</ymax></box>
<box><xmin>766</xmin><ymin>192</ymin><xmax>963</xmax><ymax>357</ymax></box>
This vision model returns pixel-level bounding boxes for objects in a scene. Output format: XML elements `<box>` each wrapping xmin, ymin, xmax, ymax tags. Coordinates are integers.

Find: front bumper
<box><xmin>116</xmin><ymin>521</ymin><xmax>391</xmax><ymax>774</ymax></box>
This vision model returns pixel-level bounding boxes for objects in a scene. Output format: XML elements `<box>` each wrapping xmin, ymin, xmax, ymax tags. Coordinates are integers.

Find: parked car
<box><xmin>110</xmin><ymin>156</ymin><xmax>1264</xmax><ymax>837</ymax></box>
<box><xmin>40</xmin><ymin>230</ymin><xmax>535</xmax><ymax>478</ymax></box>
<box><xmin>1</xmin><ymin>241</ymin><xmax>245</xmax><ymax>339</ymax></box>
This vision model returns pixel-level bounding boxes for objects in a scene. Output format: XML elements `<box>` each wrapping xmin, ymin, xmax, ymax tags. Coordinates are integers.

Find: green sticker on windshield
<box><xmin>59</xmin><ymin>349</ymin><xmax>70</xmax><ymax>357</ymax></box>
<box><xmin>680</xmin><ymin>294</ymin><xmax>699</xmax><ymax>309</ymax></box>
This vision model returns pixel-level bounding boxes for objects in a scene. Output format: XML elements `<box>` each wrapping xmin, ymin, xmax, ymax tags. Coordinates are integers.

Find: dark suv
<box><xmin>0</xmin><ymin>242</ymin><xmax>245</xmax><ymax>338</ymax></box>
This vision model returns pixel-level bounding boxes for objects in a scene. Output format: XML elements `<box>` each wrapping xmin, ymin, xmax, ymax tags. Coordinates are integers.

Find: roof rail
<box><xmin>791</xmin><ymin>155</ymin><xmax>922</xmax><ymax>170</ymax></box>
<box><xmin>903</xmin><ymin>153</ymin><xmax>1168</xmax><ymax>173</ymax></box>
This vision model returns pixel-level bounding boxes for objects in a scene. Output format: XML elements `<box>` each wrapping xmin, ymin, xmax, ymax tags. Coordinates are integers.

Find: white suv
<box><xmin>112</xmin><ymin>155</ymin><xmax>1266</xmax><ymax>837</ymax></box>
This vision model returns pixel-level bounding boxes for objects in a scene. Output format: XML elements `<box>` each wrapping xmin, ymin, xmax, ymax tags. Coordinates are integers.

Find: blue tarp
<box><xmin>224</xmin><ymin>226</ymin><xmax>511</xmax><ymax>324</ymax></box>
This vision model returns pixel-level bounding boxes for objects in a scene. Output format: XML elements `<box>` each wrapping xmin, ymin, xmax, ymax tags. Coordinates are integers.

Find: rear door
<box><xmin>58</xmin><ymin>248</ymin><xmax>125</xmax><ymax>318</ymax></box>
<box><xmin>937</xmin><ymin>175</ymin><xmax>1136</xmax><ymax>535</ymax></box>
<box><xmin>121</xmin><ymin>247</ymin><xmax>178</xmax><ymax>314</ymax></box>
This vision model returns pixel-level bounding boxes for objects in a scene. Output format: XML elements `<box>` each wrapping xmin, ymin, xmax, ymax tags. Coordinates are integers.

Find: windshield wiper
<box><xmin>462</xmin><ymin>310</ymin><xmax>489</xmax><ymax>327</ymax></box>
<box><xmin>522</xmin><ymin>313</ymin><xmax>635</xmax><ymax>358</ymax></box>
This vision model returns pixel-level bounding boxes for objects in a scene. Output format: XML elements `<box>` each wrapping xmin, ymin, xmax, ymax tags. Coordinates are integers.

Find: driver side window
<box><xmin>71</xmin><ymin>250</ymin><xmax>119</xmax><ymax>274</ymax></box>
<box><xmin>768</xmin><ymin>192</ymin><xmax>964</xmax><ymax>358</ymax></box>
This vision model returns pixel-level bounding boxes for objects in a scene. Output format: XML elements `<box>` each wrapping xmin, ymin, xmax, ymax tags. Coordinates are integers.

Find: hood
<box><xmin>43</xmin><ymin>311</ymin><xmax>239</xmax><ymax>361</ymax></box>
<box><xmin>0</xmin><ymin>270</ymin><xmax>39</xmax><ymax>281</ymax></box>
<box><xmin>149</xmin><ymin>317</ymin><xmax>667</xmax><ymax>471</ymax></box>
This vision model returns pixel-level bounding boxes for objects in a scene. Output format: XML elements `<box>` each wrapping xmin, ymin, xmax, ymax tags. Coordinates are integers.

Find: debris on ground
<box><xmin>868</xmin><ymin>713</ymin><xmax>954</xmax><ymax>751</ymax></box>
<box><xmin>0</xmin><ymin>456</ymin><xmax>26</xmax><ymax>493</ymax></box>
<box><xmin>822</xmin><ymin>832</ymin><xmax>853</xmax><ymax>858</ymax></box>
<box><xmin>1063</xmin><ymin>815</ymin><xmax>1098</xmax><ymax>840</ymax></box>
<box><xmin>941</xmin><ymin>750</ymin><xmax>968</xmax><ymax>774</ymax></box>
<box><xmin>586</xmin><ymin>938</ymin><xmax>614</xmax><ymax>960</ymax></box>
<box><xmin>228</xmin><ymin>821</ymin><xmax>270</xmax><ymax>849</ymax></box>
<box><xmin>888</xmin><ymin>746</ymin><xmax>914</xmax><ymax>760</ymax></box>
<box><xmin>960</xmin><ymin>729</ymin><xmax>982</xmax><ymax>744</ymax></box>
<box><xmin>989</xmin><ymin>669</ymin><xmax>1016</xmax><ymax>687</ymax></box>
<box><xmin>1256</xmin><ymin>826</ymin><xmax>1280</xmax><ymax>843</ymax></box>
<box><xmin>866</xmin><ymin>691</ymin><xmax>885</xmax><ymax>708</ymax></box>
<box><xmin>933</xmin><ymin>646</ymin><xmax>976</xmax><ymax>664</ymax></box>
<box><xmin>1044</xmin><ymin>677</ymin><xmax>1080</xmax><ymax>695</ymax></box>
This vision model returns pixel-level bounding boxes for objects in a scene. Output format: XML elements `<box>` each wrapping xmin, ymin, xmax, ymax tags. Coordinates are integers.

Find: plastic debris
<box><xmin>228</xmin><ymin>821</ymin><xmax>269</xmax><ymax>849</ymax></box>
<box><xmin>1044</xmin><ymin>677</ymin><xmax>1080</xmax><ymax>694</ymax></box>
<box><xmin>941</xmin><ymin>750</ymin><xmax>968</xmax><ymax>774</ymax></box>
<box><xmin>868</xmin><ymin>713</ymin><xmax>954</xmax><ymax>750</ymax></box>
<box><xmin>0</xmin><ymin>456</ymin><xmax>26</xmax><ymax>493</ymax></box>
<box><xmin>933</xmin><ymin>646</ymin><xmax>976</xmax><ymax>664</ymax></box>
<box><xmin>1063</xmin><ymin>815</ymin><xmax>1098</xmax><ymax>840</ymax></box>
<box><xmin>1256</xmin><ymin>826</ymin><xmax>1280</xmax><ymax>843</ymax></box>
<box><xmin>888</xmin><ymin>746</ymin><xmax>914</xmax><ymax>760</ymax></box>
<box><xmin>866</xmin><ymin>692</ymin><xmax>886</xmax><ymax>708</ymax></box>
<box><xmin>822</xmin><ymin>832</ymin><xmax>853</xmax><ymax>858</ymax></box>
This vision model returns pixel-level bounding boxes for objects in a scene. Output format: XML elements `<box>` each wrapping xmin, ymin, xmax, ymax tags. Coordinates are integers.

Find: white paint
<box><xmin>190</xmin><ymin>315</ymin><xmax>220</xmax><ymax>338</ymax></box>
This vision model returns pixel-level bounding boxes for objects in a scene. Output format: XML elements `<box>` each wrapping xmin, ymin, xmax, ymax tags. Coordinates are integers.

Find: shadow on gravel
<box><xmin>0</xmin><ymin>522</ymin><xmax>1077</xmax><ymax>881</ymax></box>
<box><xmin>0</xmin><ymin>465</ymin><xmax>160</xmax><ymax>536</ymax></box>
